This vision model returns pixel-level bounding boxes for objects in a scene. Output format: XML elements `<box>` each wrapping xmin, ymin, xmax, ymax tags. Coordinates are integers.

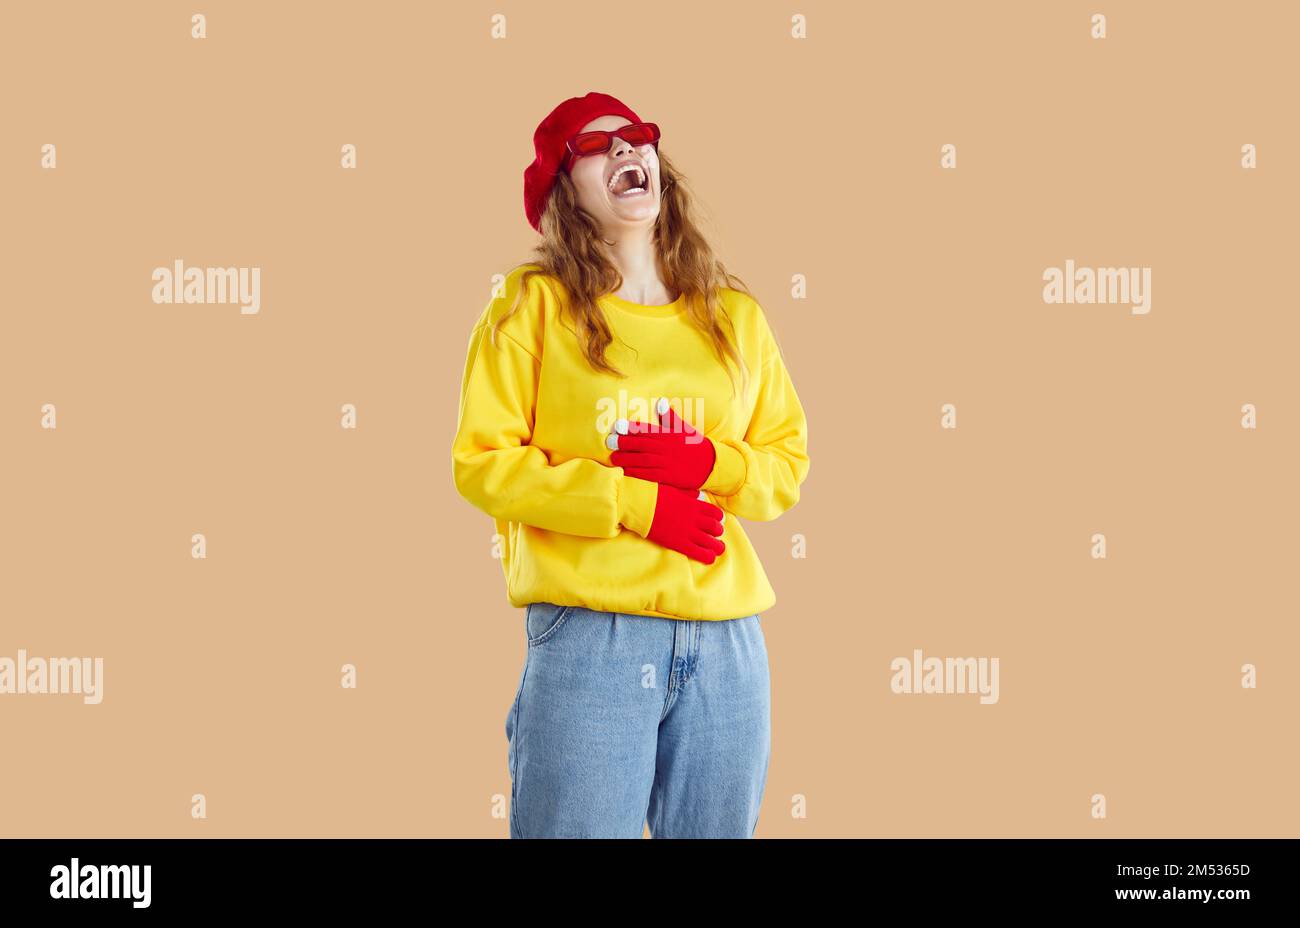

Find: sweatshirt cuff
<box><xmin>701</xmin><ymin>440</ymin><xmax>747</xmax><ymax>497</ymax></box>
<box><xmin>616</xmin><ymin>474</ymin><xmax>659</xmax><ymax>537</ymax></box>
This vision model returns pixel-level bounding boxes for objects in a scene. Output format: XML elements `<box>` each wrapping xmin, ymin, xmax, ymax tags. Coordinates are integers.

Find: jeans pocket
<box><xmin>525</xmin><ymin>602</ymin><xmax>574</xmax><ymax>647</ymax></box>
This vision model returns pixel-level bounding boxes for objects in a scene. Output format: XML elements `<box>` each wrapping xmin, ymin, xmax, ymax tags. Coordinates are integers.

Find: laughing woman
<box><xmin>451</xmin><ymin>92</ymin><xmax>810</xmax><ymax>839</ymax></box>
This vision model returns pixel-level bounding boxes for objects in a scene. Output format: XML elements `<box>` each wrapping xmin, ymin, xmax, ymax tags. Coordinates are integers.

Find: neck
<box><xmin>600</xmin><ymin>226</ymin><xmax>670</xmax><ymax>303</ymax></box>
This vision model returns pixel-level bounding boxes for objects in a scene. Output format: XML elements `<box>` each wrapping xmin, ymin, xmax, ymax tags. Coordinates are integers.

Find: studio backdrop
<box><xmin>2</xmin><ymin>0</ymin><xmax>1296</xmax><ymax>837</ymax></box>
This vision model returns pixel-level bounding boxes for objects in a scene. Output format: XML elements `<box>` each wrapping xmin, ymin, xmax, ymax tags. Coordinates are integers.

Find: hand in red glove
<box><xmin>607</xmin><ymin>397</ymin><xmax>716</xmax><ymax>492</ymax></box>
<box><xmin>645</xmin><ymin>483</ymin><xmax>726</xmax><ymax>565</ymax></box>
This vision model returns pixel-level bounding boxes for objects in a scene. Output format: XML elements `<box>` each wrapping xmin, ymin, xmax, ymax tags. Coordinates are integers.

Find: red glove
<box><xmin>608</xmin><ymin>398</ymin><xmax>716</xmax><ymax>492</ymax></box>
<box><xmin>646</xmin><ymin>484</ymin><xmax>726</xmax><ymax>565</ymax></box>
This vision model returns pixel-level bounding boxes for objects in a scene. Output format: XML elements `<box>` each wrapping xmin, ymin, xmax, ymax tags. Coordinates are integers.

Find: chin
<box><xmin>609</xmin><ymin>200</ymin><xmax>660</xmax><ymax>224</ymax></box>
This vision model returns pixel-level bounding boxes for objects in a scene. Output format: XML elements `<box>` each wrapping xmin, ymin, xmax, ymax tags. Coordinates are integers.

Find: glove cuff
<box><xmin>701</xmin><ymin>439</ymin><xmax>747</xmax><ymax>497</ymax></box>
<box><xmin>616</xmin><ymin>474</ymin><xmax>659</xmax><ymax>537</ymax></box>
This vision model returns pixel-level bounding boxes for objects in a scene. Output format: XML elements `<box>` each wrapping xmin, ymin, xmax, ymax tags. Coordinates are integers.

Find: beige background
<box><xmin>2</xmin><ymin>0</ymin><xmax>1296</xmax><ymax>837</ymax></box>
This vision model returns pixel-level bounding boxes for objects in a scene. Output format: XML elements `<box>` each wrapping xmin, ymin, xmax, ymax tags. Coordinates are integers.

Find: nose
<box><xmin>611</xmin><ymin>135</ymin><xmax>635</xmax><ymax>158</ymax></box>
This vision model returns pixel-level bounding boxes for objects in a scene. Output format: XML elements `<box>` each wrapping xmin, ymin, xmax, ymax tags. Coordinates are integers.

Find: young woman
<box><xmin>451</xmin><ymin>91</ymin><xmax>810</xmax><ymax>838</ymax></box>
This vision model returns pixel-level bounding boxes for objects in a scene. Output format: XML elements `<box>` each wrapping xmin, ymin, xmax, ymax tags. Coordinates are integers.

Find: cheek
<box><xmin>576</xmin><ymin>168</ymin><xmax>607</xmax><ymax>203</ymax></box>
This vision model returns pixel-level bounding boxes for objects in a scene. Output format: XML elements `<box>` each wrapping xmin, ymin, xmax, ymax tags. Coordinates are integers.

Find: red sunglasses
<box><xmin>562</xmin><ymin>122</ymin><xmax>660</xmax><ymax>172</ymax></box>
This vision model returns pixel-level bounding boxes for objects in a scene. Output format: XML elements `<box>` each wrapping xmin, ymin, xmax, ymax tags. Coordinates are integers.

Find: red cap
<box><xmin>523</xmin><ymin>91</ymin><xmax>644</xmax><ymax>233</ymax></box>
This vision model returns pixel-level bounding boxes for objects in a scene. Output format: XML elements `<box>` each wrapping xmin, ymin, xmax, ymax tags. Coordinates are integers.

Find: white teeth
<box><xmin>608</xmin><ymin>162</ymin><xmax>648</xmax><ymax>193</ymax></box>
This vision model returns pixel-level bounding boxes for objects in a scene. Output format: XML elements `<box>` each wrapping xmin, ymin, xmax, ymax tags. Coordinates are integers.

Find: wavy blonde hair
<box><xmin>493</xmin><ymin>149</ymin><xmax>754</xmax><ymax>403</ymax></box>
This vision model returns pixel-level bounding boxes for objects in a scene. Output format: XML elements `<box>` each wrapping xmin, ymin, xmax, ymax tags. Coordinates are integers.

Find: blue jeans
<box><xmin>505</xmin><ymin>603</ymin><xmax>771</xmax><ymax>838</ymax></box>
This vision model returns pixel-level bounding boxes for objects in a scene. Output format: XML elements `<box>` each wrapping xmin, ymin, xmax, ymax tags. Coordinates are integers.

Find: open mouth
<box><xmin>607</xmin><ymin>162</ymin><xmax>650</xmax><ymax>198</ymax></box>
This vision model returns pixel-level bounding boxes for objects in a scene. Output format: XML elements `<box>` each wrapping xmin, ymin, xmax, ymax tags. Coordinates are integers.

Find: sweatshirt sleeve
<box><xmin>700</xmin><ymin>317</ymin><xmax>810</xmax><ymax>521</ymax></box>
<box><xmin>451</xmin><ymin>319</ymin><xmax>660</xmax><ymax>538</ymax></box>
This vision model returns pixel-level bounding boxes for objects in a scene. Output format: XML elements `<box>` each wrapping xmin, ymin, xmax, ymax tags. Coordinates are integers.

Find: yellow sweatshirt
<box><xmin>451</xmin><ymin>264</ymin><xmax>810</xmax><ymax>621</ymax></box>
